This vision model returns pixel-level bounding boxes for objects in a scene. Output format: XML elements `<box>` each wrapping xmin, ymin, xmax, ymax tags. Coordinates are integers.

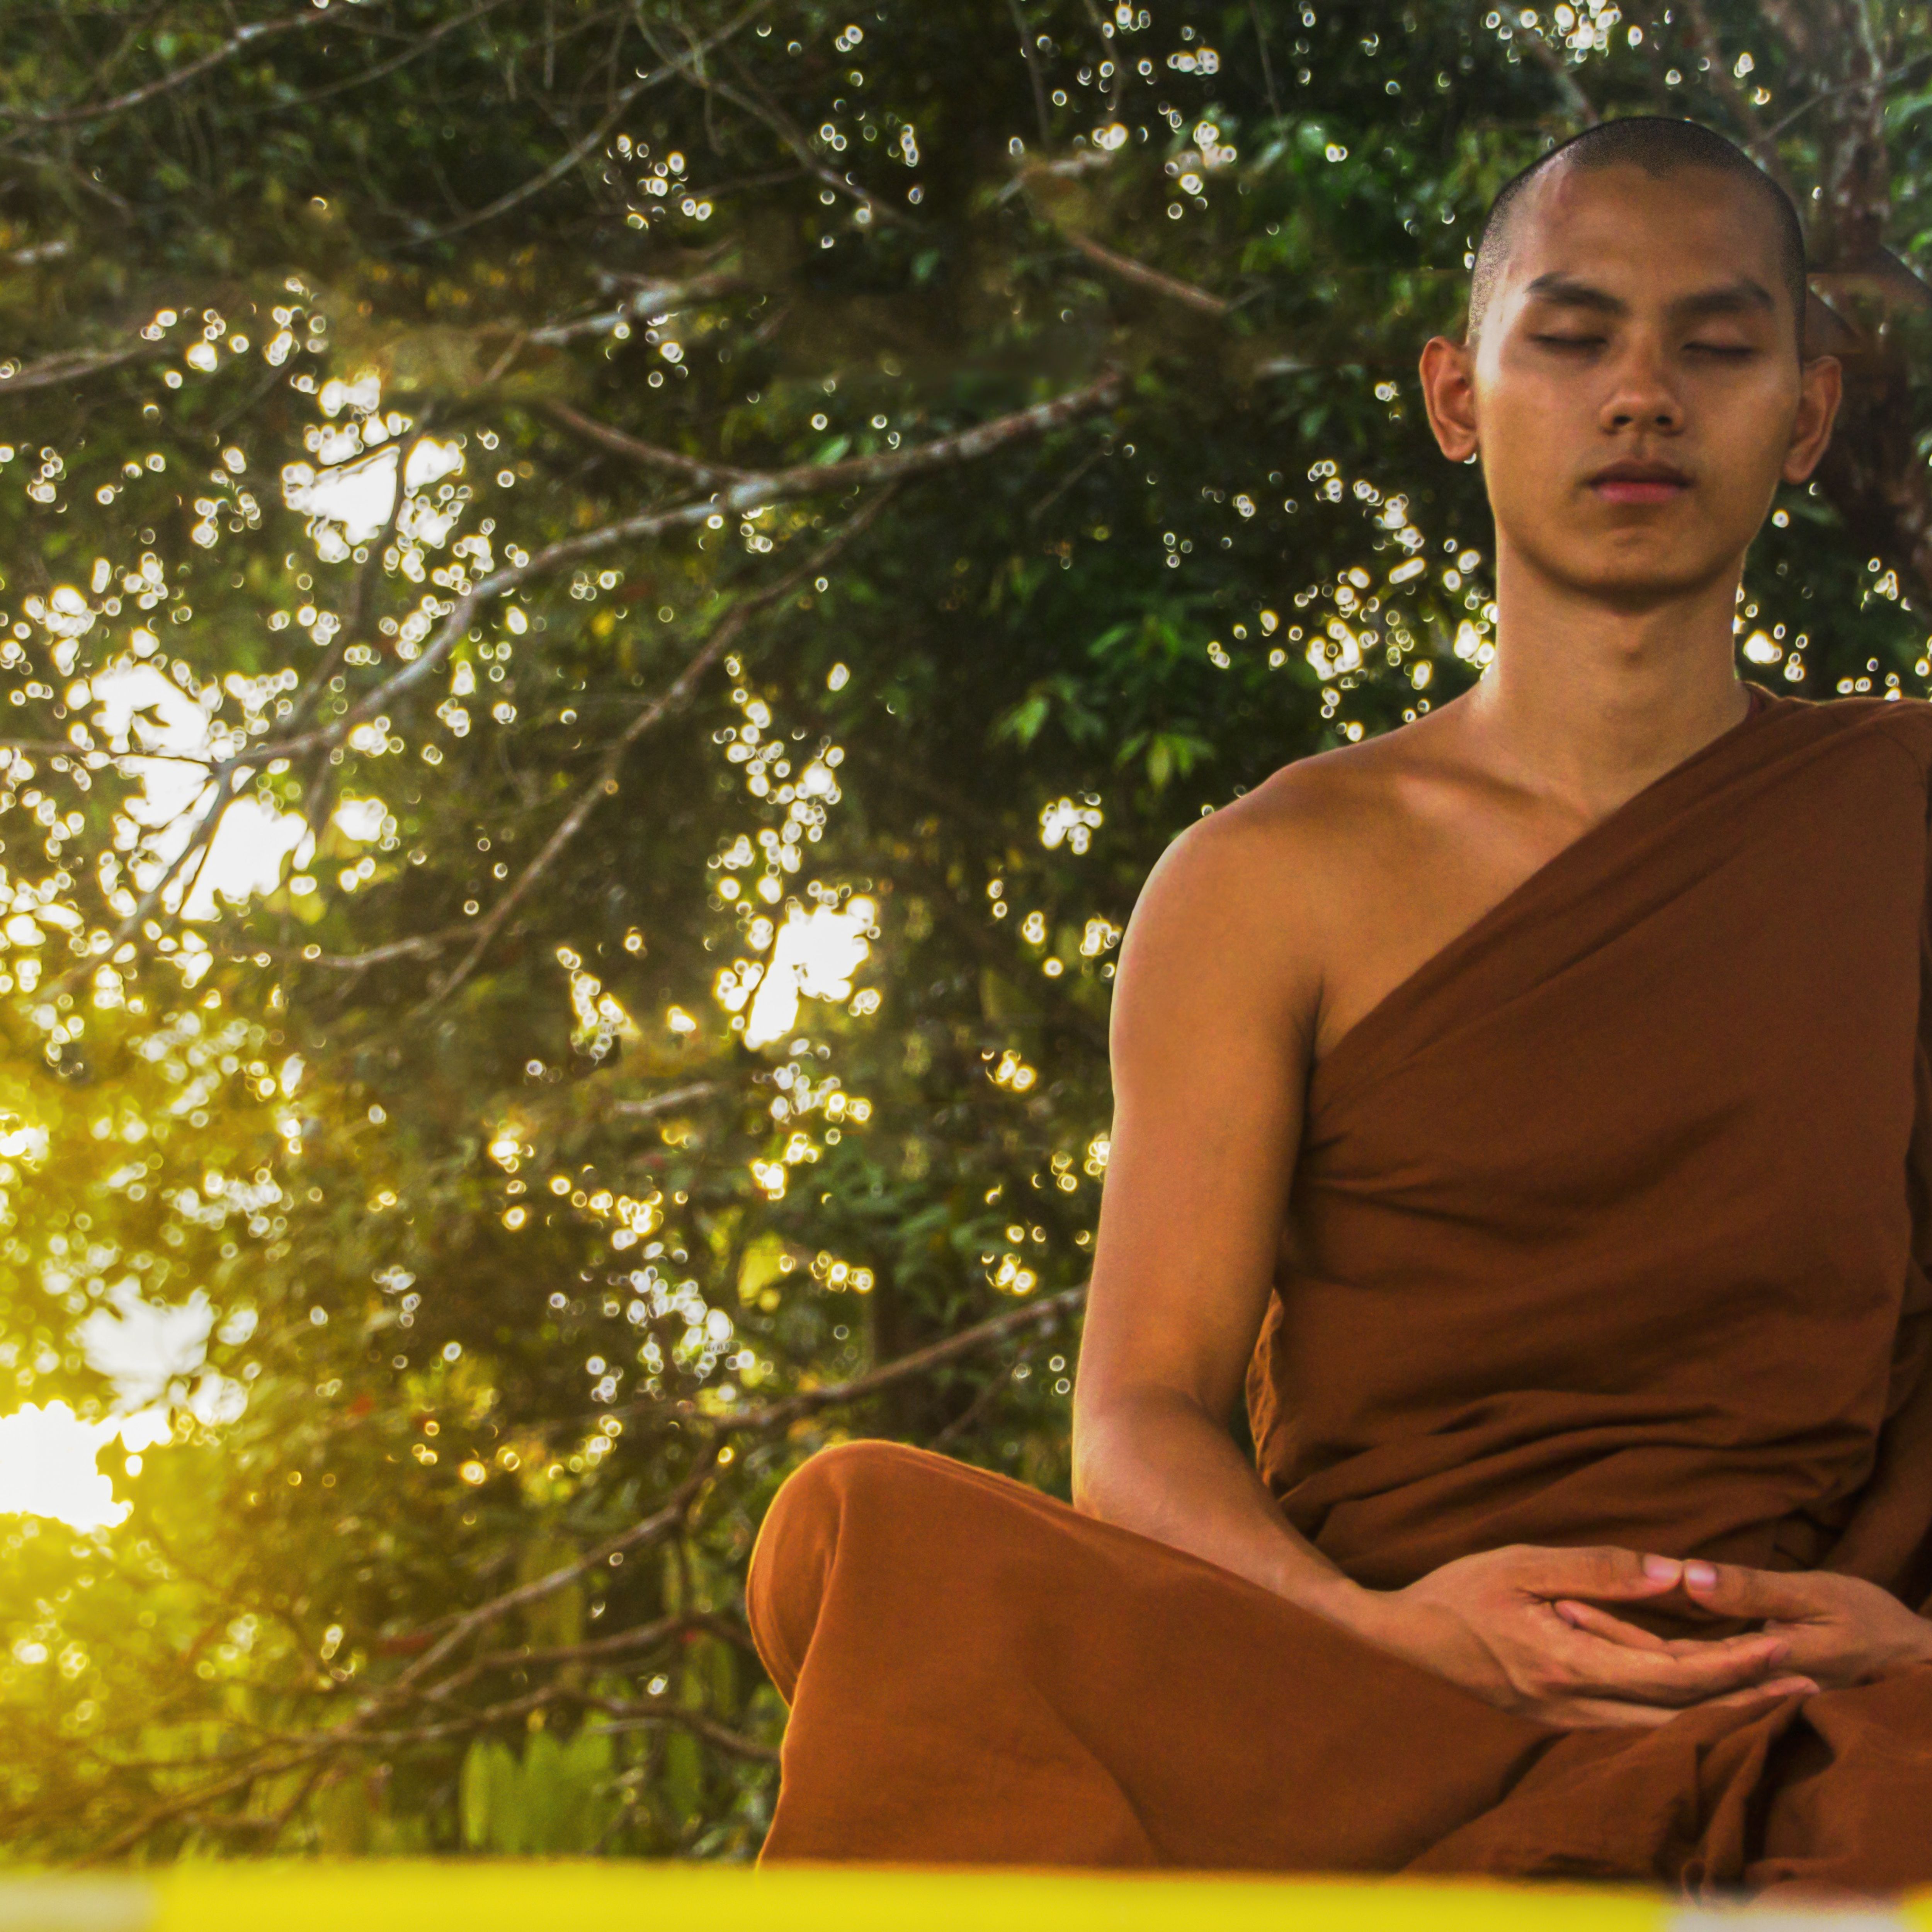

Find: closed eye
<box><xmin>1532</xmin><ymin>333</ymin><xmax>1605</xmax><ymax>351</ymax></box>
<box><xmin>1685</xmin><ymin>342</ymin><xmax>1757</xmax><ymax>360</ymax></box>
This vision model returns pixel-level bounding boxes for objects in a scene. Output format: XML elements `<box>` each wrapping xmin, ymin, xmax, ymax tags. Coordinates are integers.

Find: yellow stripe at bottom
<box><xmin>152</xmin><ymin>1865</ymin><xmax>1672</xmax><ymax>1932</ymax></box>
<box><xmin>0</xmin><ymin>1861</ymin><xmax>1919</xmax><ymax>1932</ymax></box>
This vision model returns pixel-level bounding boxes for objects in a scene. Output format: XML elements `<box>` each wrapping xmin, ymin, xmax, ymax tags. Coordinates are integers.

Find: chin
<box><xmin>1536</xmin><ymin>538</ymin><xmax>1733</xmax><ymax>609</ymax></box>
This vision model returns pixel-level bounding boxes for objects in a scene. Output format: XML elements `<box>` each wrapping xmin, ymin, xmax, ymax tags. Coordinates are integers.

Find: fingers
<box><xmin>1513</xmin><ymin>1544</ymin><xmax>1686</xmax><ymax>1602</ymax></box>
<box><xmin>1747</xmin><ymin>1626</ymin><xmax>1843</xmax><ymax>1683</ymax></box>
<box><xmin>1679</xmin><ymin>1560</ymin><xmax>1825</xmax><ymax>1622</ymax></box>
<box><xmin>1549</xmin><ymin>1697</ymin><xmax>1682</xmax><ymax>1731</ymax></box>
<box><xmin>1704</xmin><ymin>1675</ymin><xmax>1819</xmax><ymax>1708</ymax></box>
<box><xmin>1552</xmin><ymin>1600</ymin><xmax>1670</xmax><ymax>1650</ymax></box>
<box><xmin>1549</xmin><ymin>1616</ymin><xmax>1791</xmax><ymax>1706</ymax></box>
<box><xmin>1549</xmin><ymin>1677</ymin><xmax>1815</xmax><ymax>1732</ymax></box>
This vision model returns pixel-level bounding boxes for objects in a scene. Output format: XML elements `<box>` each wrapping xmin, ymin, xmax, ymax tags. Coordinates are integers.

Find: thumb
<box><xmin>1680</xmin><ymin>1560</ymin><xmax>1820</xmax><ymax>1621</ymax></box>
<box><xmin>1518</xmin><ymin>1546</ymin><xmax>1685</xmax><ymax>1601</ymax></box>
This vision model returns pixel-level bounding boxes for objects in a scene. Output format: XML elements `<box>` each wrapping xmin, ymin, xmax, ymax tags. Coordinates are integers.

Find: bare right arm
<box><xmin>1070</xmin><ymin>804</ymin><xmax>1354</xmax><ymax>1616</ymax></box>
<box><xmin>1071</xmin><ymin>797</ymin><xmax>1815</xmax><ymax>1728</ymax></box>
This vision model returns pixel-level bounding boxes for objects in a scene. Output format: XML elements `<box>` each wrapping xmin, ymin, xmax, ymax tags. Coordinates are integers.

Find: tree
<box><xmin>0</xmin><ymin>0</ymin><xmax>1925</xmax><ymax>1861</ymax></box>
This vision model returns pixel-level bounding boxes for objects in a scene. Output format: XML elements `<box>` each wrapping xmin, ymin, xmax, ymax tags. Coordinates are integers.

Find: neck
<box><xmin>1460</xmin><ymin>538</ymin><xmax>1751</xmax><ymax>820</ymax></box>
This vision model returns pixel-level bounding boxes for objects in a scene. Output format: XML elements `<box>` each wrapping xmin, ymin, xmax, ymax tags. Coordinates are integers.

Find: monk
<box><xmin>746</xmin><ymin>117</ymin><xmax>1932</xmax><ymax>1893</ymax></box>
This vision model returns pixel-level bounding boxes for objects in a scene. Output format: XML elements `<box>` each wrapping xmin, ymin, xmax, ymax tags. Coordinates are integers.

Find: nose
<box><xmin>1599</xmin><ymin>338</ymin><xmax>1684</xmax><ymax>435</ymax></box>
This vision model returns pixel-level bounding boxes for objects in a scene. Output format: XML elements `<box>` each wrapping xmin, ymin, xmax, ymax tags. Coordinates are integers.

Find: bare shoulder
<box><xmin>1132</xmin><ymin>718</ymin><xmax>1439</xmax><ymax>939</ymax></box>
<box><xmin>1117</xmin><ymin>717</ymin><xmax>1446</xmax><ymax>1048</ymax></box>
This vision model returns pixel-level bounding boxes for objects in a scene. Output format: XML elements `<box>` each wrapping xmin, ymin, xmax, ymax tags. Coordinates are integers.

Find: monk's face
<box><xmin>1424</xmin><ymin>162</ymin><xmax>1838</xmax><ymax>606</ymax></box>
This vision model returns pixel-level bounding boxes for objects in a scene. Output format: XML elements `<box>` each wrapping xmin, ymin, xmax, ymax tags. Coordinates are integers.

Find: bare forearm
<box><xmin>1072</xmin><ymin>1386</ymin><xmax>1367</xmax><ymax>1625</ymax></box>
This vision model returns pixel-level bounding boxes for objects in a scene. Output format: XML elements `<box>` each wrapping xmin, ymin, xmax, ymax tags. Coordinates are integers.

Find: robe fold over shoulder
<box><xmin>747</xmin><ymin>692</ymin><xmax>1932</xmax><ymax>1892</ymax></box>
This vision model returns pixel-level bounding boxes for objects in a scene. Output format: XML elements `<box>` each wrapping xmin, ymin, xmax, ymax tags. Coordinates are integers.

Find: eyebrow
<box><xmin>1521</xmin><ymin>272</ymin><xmax>1778</xmax><ymax>323</ymax></box>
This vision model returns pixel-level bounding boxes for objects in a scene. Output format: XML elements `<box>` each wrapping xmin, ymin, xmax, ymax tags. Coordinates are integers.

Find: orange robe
<box><xmin>748</xmin><ymin>692</ymin><xmax>1932</xmax><ymax>1893</ymax></box>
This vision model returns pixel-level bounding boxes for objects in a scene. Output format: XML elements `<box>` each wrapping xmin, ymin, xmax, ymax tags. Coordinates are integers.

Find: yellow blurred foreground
<box><xmin>0</xmin><ymin>1862</ymin><xmax>1923</xmax><ymax>1932</ymax></box>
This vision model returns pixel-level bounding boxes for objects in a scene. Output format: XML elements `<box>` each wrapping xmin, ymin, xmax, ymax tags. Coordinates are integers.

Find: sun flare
<box><xmin>0</xmin><ymin>1403</ymin><xmax>129</xmax><ymax>1532</ymax></box>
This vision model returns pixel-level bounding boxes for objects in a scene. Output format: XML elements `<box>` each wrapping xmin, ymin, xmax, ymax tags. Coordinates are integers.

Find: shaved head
<box><xmin>1469</xmin><ymin>118</ymin><xmax>1806</xmax><ymax>350</ymax></box>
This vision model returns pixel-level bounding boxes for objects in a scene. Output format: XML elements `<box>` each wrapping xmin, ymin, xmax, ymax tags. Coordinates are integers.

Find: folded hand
<box><xmin>1351</xmin><ymin>1544</ymin><xmax>1816</xmax><ymax>1731</ymax></box>
<box><xmin>1555</xmin><ymin>1558</ymin><xmax>1932</xmax><ymax>1693</ymax></box>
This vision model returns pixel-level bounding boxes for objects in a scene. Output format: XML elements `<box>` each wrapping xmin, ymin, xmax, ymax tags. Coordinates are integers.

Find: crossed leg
<box><xmin>748</xmin><ymin>1440</ymin><xmax>1932</xmax><ymax>1891</ymax></box>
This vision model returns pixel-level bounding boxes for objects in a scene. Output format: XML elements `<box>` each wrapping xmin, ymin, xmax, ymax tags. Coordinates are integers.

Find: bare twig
<box><xmin>1248</xmin><ymin>0</ymin><xmax>1282</xmax><ymax>119</ymax></box>
<box><xmin>706</xmin><ymin>1281</ymin><xmax>1088</xmax><ymax>1435</ymax></box>
<box><xmin>227</xmin><ymin>0</ymin><xmax>523</xmax><ymax>116</ymax></box>
<box><xmin>930</xmin><ymin>1355</ymin><xmax>1027</xmax><ymax>1451</ymax></box>
<box><xmin>424</xmin><ymin>489</ymin><xmax>900</xmax><ymax>1005</ymax></box>
<box><xmin>0</xmin><ymin>341</ymin><xmax>164</xmax><ymax>395</ymax></box>
<box><xmin>710</xmin><ymin>41</ymin><xmax>901</xmax><ymax>224</ymax></box>
<box><xmin>1682</xmin><ymin>0</ymin><xmax>1773</xmax><ymax>153</ymax></box>
<box><xmin>407</xmin><ymin>0</ymin><xmax>770</xmax><ymax>245</ymax></box>
<box><xmin>541</xmin><ymin>398</ymin><xmax>755</xmax><ymax>487</ymax></box>
<box><xmin>67</xmin><ymin>767</ymin><xmax>239</xmax><ymax>986</ymax></box>
<box><xmin>417</xmin><ymin>1610</ymin><xmax>755</xmax><ymax>1705</ymax></box>
<box><xmin>1061</xmin><ymin>231</ymin><xmax>1230</xmax><ymax>315</ymax></box>
<box><xmin>1743</xmin><ymin>53</ymin><xmax>1932</xmax><ymax>188</ymax></box>
<box><xmin>1007</xmin><ymin>0</ymin><xmax>1054</xmax><ymax>150</ymax></box>
<box><xmin>6</xmin><ymin>149</ymin><xmax>136</xmax><ymax>219</ymax></box>
<box><xmin>1026</xmin><ymin>442</ymin><xmax>1110</xmax><ymax>523</ymax></box>
<box><xmin>1517</xmin><ymin>28</ymin><xmax>1599</xmax><ymax>125</ymax></box>
<box><xmin>245</xmin><ymin>372</ymin><xmax>1119</xmax><ymax>773</ymax></box>
<box><xmin>80</xmin><ymin>1745</ymin><xmax>326</xmax><ymax>1865</ymax></box>
<box><xmin>579</xmin><ymin>1705</ymin><xmax>779</xmax><ymax>1762</ymax></box>
<box><xmin>526</xmin><ymin>268</ymin><xmax>748</xmax><ymax>348</ymax></box>
<box><xmin>0</xmin><ymin>738</ymin><xmax>208</xmax><ymax>765</ymax></box>
<box><xmin>611</xmin><ymin>1079</ymin><xmax>730</xmax><ymax>1119</ymax></box>
<box><xmin>372</xmin><ymin>1466</ymin><xmax>718</xmax><ymax>1706</ymax></box>
<box><xmin>295</xmin><ymin>1688</ymin><xmax>778</xmax><ymax>1762</ymax></box>
<box><xmin>1075</xmin><ymin>0</ymin><xmax>1126</xmax><ymax>114</ymax></box>
<box><xmin>288</xmin><ymin>429</ymin><xmax>425</xmax><ymax>737</ymax></box>
<box><xmin>0</xmin><ymin>14</ymin><xmax>340</xmax><ymax>127</ymax></box>
<box><xmin>230</xmin><ymin>931</ymin><xmax>466</xmax><ymax>970</ymax></box>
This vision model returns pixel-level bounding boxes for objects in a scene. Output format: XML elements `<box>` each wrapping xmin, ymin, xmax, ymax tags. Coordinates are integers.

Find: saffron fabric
<box><xmin>749</xmin><ymin>692</ymin><xmax>1932</xmax><ymax>1893</ymax></box>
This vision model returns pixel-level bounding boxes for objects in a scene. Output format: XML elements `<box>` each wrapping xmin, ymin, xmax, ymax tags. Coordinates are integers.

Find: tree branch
<box><xmin>414</xmin><ymin>1610</ymin><xmax>756</xmax><ymax>1704</ymax></box>
<box><xmin>228</xmin><ymin>0</ymin><xmax>524</xmax><ymax>117</ymax></box>
<box><xmin>1060</xmin><ymin>231</ymin><xmax>1230</xmax><ymax>315</ymax></box>
<box><xmin>1517</xmin><ymin>28</ymin><xmax>1599</xmax><ymax>124</ymax></box>
<box><xmin>1681</xmin><ymin>0</ymin><xmax>1774</xmax><ymax>153</ymax></box>
<box><xmin>0</xmin><ymin>342</ymin><xmax>163</xmax><ymax>396</ymax></box>
<box><xmin>0</xmin><ymin>14</ymin><xmax>340</xmax><ymax>128</ymax></box>
<box><xmin>82</xmin><ymin>1284</ymin><xmax>1087</xmax><ymax>1854</ymax></box>
<box><xmin>1247</xmin><ymin>0</ymin><xmax>1282</xmax><ymax>119</ymax></box>
<box><xmin>611</xmin><ymin>1079</ymin><xmax>730</xmax><ymax>1120</ymax></box>
<box><xmin>404</xmin><ymin>0</ymin><xmax>771</xmax><ymax>245</ymax></box>
<box><xmin>235</xmin><ymin>930</ymin><xmax>467</xmax><ymax>970</ymax></box>
<box><xmin>540</xmin><ymin>397</ymin><xmax>755</xmax><ymax>486</ymax></box>
<box><xmin>245</xmin><ymin>372</ymin><xmax>1120</xmax><ymax>774</ymax></box>
<box><xmin>526</xmin><ymin>269</ymin><xmax>748</xmax><ymax>349</ymax></box>
<box><xmin>708</xmin><ymin>39</ymin><xmax>905</xmax><ymax>225</ymax></box>
<box><xmin>423</xmin><ymin>490</ymin><xmax>899</xmax><ymax>1005</ymax></box>
<box><xmin>68</xmin><ymin>767</ymin><xmax>239</xmax><ymax>986</ymax></box>
<box><xmin>706</xmin><ymin>1281</ymin><xmax>1088</xmax><ymax>1435</ymax></box>
<box><xmin>1007</xmin><ymin>0</ymin><xmax>1054</xmax><ymax>150</ymax></box>
<box><xmin>0</xmin><ymin>738</ymin><xmax>208</xmax><ymax>765</ymax></box>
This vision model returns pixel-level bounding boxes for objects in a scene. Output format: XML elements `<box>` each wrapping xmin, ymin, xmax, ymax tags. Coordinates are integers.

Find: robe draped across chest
<box><xmin>1248</xmin><ymin>689</ymin><xmax>1932</xmax><ymax>1600</ymax></box>
<box><xmin>746</xmin><ymin>692</ymin><xmax>1932</xmax><ymax>1891</ymax></box>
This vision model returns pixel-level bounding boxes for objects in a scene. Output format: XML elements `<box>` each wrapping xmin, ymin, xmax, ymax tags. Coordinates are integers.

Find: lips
<box><xmin>1589</xmin><ymin>459</ymin><xmax>1691</xmax><ymax>506</ymax></box>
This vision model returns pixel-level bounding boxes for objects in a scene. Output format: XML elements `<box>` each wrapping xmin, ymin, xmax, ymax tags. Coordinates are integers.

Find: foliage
<box><xmin>0</xmin><ymin>0</ymin><xmax>1926</xmax><ymax>1862</ymax></box>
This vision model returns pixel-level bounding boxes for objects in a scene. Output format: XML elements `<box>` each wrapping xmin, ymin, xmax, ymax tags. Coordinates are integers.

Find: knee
<box><xmin>754</xmin><ymin>1440</ymin><xmax>939</xmax><ymax>1580</ymax></box>
<box><xmin>749</xmin><ymin>1441</ymin><xmax>937</xmax><ymax>1697</ymax></box>
<box><xmin>786</xmin><ymin>1437</ymin><xmax>939</xmax><ymax>1515</ymax></box>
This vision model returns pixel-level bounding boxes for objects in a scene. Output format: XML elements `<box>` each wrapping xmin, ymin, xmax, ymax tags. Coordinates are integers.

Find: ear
<box><xmin>1420</xmin><ymin>336</ymin><xmax>1479</xmax><ymax>464</ymax></box>
<box><xmin>1781</xmin><ymin>354</ymin><xmax>1841</xmax><ymax>485</ymax></box>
